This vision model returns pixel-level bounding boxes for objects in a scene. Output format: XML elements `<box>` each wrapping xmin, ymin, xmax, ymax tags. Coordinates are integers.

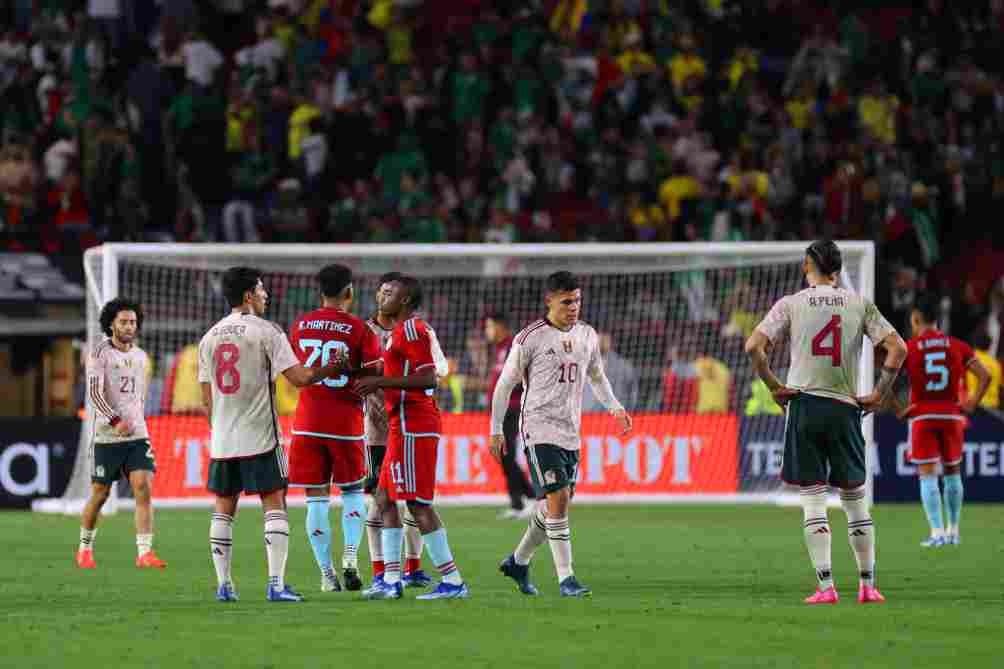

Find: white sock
<box><xmin>514</xmin><ymin>503</ymin><xmax>547</xmax><ymax>566</ymax></box>
<box><xmin>136</xmin><ymin>533</ymin><xmax>153</xmax><ymax>558</ymax></box>
<box><xmin>800</xmin><ymin>484</ymin><xmax>833</xmax><ymax>590</ymax></box>
<box><xmin>840</xmin><ymin>485</ymin><xmax>875</xmax><ymax>587</ymax></box>
<box><xmin>264</xmin><ymin>510</ymin><xmax>290</xmax><ymax>591</ymax></box>
<box><xmin>79</xmin><ymin>527</ymin><xmax>97</xmax><ymax>552</ymax></box>
<box><xmin>402</xmin><ymin>502</ymin><xmax>424</xmax><ymax>563</ymax></box>
<box><xmin>545</xmin><ymin>516</ymin><xmax>573</xmax><ymax>582</ymax></box>
<box><xmin>381</xmin><ymin>527</ymin><xmax>404</xmax><ymax>584</ymax></box>
<box><xmin>210</xmin><ymin>513</ymin><xmax>233</xmax><ymax>588</ymax></box>
<box><xmin>365</xmin><ymin>499</ymin><xmax>383</xmax><ymax>570</ymax></box>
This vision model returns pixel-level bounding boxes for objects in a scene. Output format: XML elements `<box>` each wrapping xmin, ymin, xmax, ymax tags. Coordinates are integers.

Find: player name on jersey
<box><xmin>297</xmin><ymin>319</ymin><xmax>354</xmax><ymax>334</ymax></box>
<box><xmin>807</xmin><ymin>295</ymin><xmax>845</xmax><ymax>308</ymax></box>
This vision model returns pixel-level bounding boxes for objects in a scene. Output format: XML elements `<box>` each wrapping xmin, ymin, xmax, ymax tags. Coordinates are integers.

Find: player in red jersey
<box><xmin>354</xmin><ymin>275</ymin><xmax>469</xmax><ymax>600</ymax></box>
<box><xmin>288</xmin><ymin>264</ymin><xmax>381</xmax><ymax>592</ymax></box>
<box><xmin>899</xmin><ymin>295</ymin><xmax>990</xmax><ymax>547</ymax></box>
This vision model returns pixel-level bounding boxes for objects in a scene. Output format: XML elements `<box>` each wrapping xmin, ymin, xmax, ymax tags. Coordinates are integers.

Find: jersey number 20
<box><xmin>299</xmin><ymin>339</ymin><xmax>349</xmax><ymax>388</ymax></box>
<box><xmin>811</xmin><ymin>315</ymin><xmax>842</xmax><ymax>366</ymax></box>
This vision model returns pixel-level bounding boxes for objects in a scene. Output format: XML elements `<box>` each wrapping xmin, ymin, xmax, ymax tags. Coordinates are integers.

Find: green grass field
<box><xmin>3</xmin><ymin>504</ymin><xmax>1003</xmax><ymax>668</ymax></box>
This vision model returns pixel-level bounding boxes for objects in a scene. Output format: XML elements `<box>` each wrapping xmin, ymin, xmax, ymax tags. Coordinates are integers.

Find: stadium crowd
<box><xmin>5</xmin><ymin>0</ymin><xmax>1004</xmax><ymax>408</ymax></box>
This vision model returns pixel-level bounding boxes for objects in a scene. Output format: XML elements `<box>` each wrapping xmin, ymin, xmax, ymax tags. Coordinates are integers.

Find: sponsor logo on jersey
<box><xmin>546</xmin><ymin>349</ymin><xmax>557</xmax><ymax>356</ymax></box>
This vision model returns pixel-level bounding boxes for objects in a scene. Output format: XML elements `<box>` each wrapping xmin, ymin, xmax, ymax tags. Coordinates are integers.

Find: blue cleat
<box><xmin>559</xmin><ymin>576</ymin><xmax>592</xmax><ymax>598</ymax></box>
<box><xmin>266</xmin><ymin>584</ymin><xmax>304</xmax><ymax>602</ymax></box>
<box><xmin>216</xmin><ymin>583</ymin><xmax>239</xmax><ymax>602</ymax></box>
<box><xmin>402</xmin><ymin>569</ymin><xmax>433</xmax><ymax>588</ymax></box>
<box><xmin>363</xmin><ymin>578</ymin><xmax>403</xmax><ymax>600</ymax></box>
<box><xmin>499</xmin><ymin>555</ymin><xmax>538</xmax><ymax>596</ymax></box>
<box><xmin>361</xmin><ymin>574</ymin><xmax>385</xmax><ymax>598</ymax></box>
<box><xmin>920</xmin><ymin>536</ymin><xmax>946</xmax><ymax>548</ymax></box>
<box><xmin>416</xmin><ymin>581</ymin><xmax>470</xmax><ymax>600</ymax></box>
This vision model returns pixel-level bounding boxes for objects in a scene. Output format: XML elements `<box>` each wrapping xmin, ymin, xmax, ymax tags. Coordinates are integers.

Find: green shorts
<box><xmin>92</xmin><ymin>439</ymin><xmax>155</xmax><ymax>485</ymax></box>
<box><xmin>782</xmin><ymin>393</ymin><xmax>867</xmax><ymax>487</ymax></box>
<box><xmin>364</xmin><ymin>445</ymin><xmax>386</xmax><ymax>495</ymax></box>
<box><xmin>525</xmin><ymin>444</ymin><xmax>579</xmax><ymax>498</ymax></box>
<box><xmin>208</xmin><ymin>448</ymin><xmax>287</xmax><ymax>497</ymax></box>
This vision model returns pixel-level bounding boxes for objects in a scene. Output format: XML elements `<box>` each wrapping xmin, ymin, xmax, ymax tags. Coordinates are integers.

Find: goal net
<box><xmin>35</xmin><ymin>242</ymin><xmax>875</xmax><ymax>512</ymax></box>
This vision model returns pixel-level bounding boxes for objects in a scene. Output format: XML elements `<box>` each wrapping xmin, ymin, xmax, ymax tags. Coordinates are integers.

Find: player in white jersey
<box><xmin>77</xmin><ymin>298</ymin><xmax>167</xmax><ymax>570</ymax></box>
<box><xmin>745</xmin><ymin>240</ymin><xmax>906</xmax><ymax>605</ymax></box>
<box><xmin>198</xmin><ymin>267</ymin><xmax>346</xmax><ymax>603</ymax></box>
<box><xmin>490</xmin><ymin>271</ymin><xmax>632</xmax><ymax>597</ymax></box>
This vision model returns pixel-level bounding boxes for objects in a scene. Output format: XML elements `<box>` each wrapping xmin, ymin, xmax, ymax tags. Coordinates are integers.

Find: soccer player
<box><xmin>899</xmin><ymin>294</ymin><xmax>990</xmax><ymax>547</ymax></box>
<box><xmin>198</xmin><ymin>267</ymin><xmax>346</xmax><ymax>602</ymax></box>
<box><xmin>77</xmin><ymin>298</ymin><xmax>167</xmax><ymax>570</ymax></box>
<box><xmin>288</xmin><ymin>264</ymin><xmax>381</xmax><ymax>592</ymax></box>
<box><xmin>490</xmin><ymin>271</ymin><xmax>632</xmax><ymax>597</ymax></box>
<box><xmin>745</xmin><ymin>240</ymin><xmax>907</xmax><ymax>605</ymax></box>
<box><xmin>354</xmin><ymin>275</ymin><xmax>469</xmax><ymax>600</ymax></box>
<box><xmin>363</xmin><ymin>272</ymin><xmax>433</xmax><ymax>590</ymax></box>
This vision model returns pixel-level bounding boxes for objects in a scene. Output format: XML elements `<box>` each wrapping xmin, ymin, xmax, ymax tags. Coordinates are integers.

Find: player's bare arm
<box><xmin>282</xmin><ymin>350</ymin><xmax>350</xmax><ymax>388</ymax></box>
<box><xmin>857</xmin><ymin>332</ymin><xmax>907</xmax><ymax>413</ymax></box>
<box><xmin>200</xmin><ymin>382</ymin><xmax>213</xmax><ymax>423</ymax></box>
<box><xmin>352</xmin><ymin>368</ymin><xmax>437</xmax><ymax>396</ymax></box>
<box><xmin>744</xmin><ymin>330</ymin><xmax>798</xmax><ymax>406</ymax></box>
<box><xmin>962</xmin><ymin>357</ymin><xmax>992</xmax><ymax>414</ymax></box>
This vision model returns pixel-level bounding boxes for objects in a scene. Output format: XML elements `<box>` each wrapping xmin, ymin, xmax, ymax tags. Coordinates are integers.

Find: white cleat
<box><xmin>321</xmin><ymin>570</ymin><xmax>342</xmax><ymax>592</ymax></box>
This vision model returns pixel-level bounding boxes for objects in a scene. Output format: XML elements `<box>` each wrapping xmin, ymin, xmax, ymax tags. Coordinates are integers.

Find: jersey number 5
<box><xmin>924</xmin><ymin>351</ymin><xmax>949</xmax><ymax>391</ymax></box>
<box><xmin>811</xmin><ymin>315</ymin><xmax>842</xmax><ymax>366</ymax></box>
<box><xmin>299</xmin><ymin>339</ymin><xmax>349</xmax><ymax>388</ymax></box>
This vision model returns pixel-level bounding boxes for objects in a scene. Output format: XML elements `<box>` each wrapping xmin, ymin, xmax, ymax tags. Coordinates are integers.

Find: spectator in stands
<box><xmin>967</xmin><ymin>331</ymin><xmax>1002</xmax><ymax>410</ymax></box>
<box><xmin>661</xmin><ymin>336</ymin><xmax>732</xmax><ymax>415</ymax></box>
<box><xmin>583</xmin><ymin>332</ymin><xmax>638</xmax><ymax>413</ymax></box>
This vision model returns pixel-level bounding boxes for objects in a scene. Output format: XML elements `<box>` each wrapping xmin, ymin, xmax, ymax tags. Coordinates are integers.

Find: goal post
<box><xmin>34</xmin><ymin>241</ymin><xmax>876</xmax><ymax>512</ymax></box>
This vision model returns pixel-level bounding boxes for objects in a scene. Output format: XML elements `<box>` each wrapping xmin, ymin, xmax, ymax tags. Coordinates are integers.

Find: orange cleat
<box><xmin>136</xmin><ymin>552</ymin><xmax>168</xmax><ymax>569</ymax></box>
<box><xmin>76</xmin><ymin>549</ymin><xmax>96</xmax><ymax>569</ymax></box>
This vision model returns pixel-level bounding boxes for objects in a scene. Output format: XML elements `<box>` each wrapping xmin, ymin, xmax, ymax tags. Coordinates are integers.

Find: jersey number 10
<box><xmin>299</xmin><ymin>339</ymin><xmax>350</xmax><ymax>388</ymax></box>
<box><xmin>811</xmin><ymin>315</ymin><xmax>842</xmax><ymax>366</ymax></box>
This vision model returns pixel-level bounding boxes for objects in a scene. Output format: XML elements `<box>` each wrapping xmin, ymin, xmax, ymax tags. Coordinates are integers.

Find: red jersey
<box><xmin>904</xmin><ymin>329</ymin><xmax>974</xmax><ymax>419</ymax></box>
<box><xmin>488</xmin><ymin>335</ymin><xmax>522</xmax><ymax>410</ymax></box>
<box><xmin>383</xmin><ymin>316</ymin><xmax>442</xmax><ymax>435</ymax></box>
<box><xmin>289</xmin><ymin>306</ymin><xmax>381</xmax><ymax>440</ymax></box>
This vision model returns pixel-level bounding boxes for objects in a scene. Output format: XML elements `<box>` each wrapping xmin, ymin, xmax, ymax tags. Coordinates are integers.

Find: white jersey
<box><xmin>198</xmin><ymin>312</ymin><xmax>300</xmax><ymax>459</ymax></box>
<box><xmin>86</xmin><ymin>338</ymin><xmax>150</xmax><ymax>444</ymax></box>
<box><xmin>756</xmin><ymin>285</ymin><xmax>896</xmax><ymax>405</ymax></box>
<box><xmin>494</xmin><ymin>319</ymin><xmax>621</xmax><ymax>451</ymax></box>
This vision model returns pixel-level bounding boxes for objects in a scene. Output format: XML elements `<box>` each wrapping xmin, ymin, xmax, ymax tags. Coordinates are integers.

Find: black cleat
<box><xmin>559</xmin><ymin>576</ymin><xmax>591</xmax><ymax>598</ymax></box>
<box><xmin>343</xmin><ymin>568</ymin><xmax>363</xmax><ymax>592</ymax></box>
<box><xmin>499</xmin><ymin>554</ymin><xmax>539</xmax><ymax>595</ymax></box>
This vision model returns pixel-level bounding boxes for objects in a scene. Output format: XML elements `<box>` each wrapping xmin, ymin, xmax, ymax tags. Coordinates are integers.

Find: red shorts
<box><xmin>288</xmin><ymin>434</ymin><xmax>367</xmax><ymax>487</ymax></box>
<box><xmin>909</xmin><ymin>418</ymin><xmax>966</xmax><ymax>466</ymax></box>
<box><xmin>378</xmin><ymin>431</ymin><xmax>440</xmax><ymax>503</ymax></box>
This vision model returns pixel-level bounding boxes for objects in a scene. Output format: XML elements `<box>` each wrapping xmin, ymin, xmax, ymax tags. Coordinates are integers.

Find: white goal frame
<box><xmin>37</xmin><ymin>241</ymin><xmax>876</xmax><ymax>512</ymax></box>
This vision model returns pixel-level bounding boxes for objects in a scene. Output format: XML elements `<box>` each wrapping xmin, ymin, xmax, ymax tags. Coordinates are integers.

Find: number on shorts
<box><xmin>924</xmin><ymin>351</ymin><xmax>949</xmax><ymax>391</ymax></box>
<box><xmin>811</xmin><ymin>315</ymin><xmax>842</xmax><ymax>366</ymax></box>
<box><xmin>214</xmin><ymin>343</ymin><xmax>241</xmax><ymax>394</ymax></box>
<box><xmin>298</xmin><ymin>338</ymin><xmax>350</xmax><ymax>388</ymax></box>
<box><xmin>390</xmin><ymin>461</ymin><xmax>404</xmax><ymax>485</ymax></box>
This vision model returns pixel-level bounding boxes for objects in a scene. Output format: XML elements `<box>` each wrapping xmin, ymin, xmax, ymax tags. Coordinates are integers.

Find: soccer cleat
<box><xmin>362</xmin><ymin>579</ymin><xmax>403</xmax><ymax>600</ymax></box>
<box><xmin>75</xmin><ymin>549</ymin><xmax>96</xmax><ymax>569</ymax></box>
<box><xmin>216</xmin><ymin>583</ymin><xmax>239</xmax><ymax>602</ymax></box>
<box><xmin>342</xmin><ymin>568</ymin><xmax>363</xmax><ymax>591</ymax></box>
<box><xmin>266</xmin><ymin>584</ymin><xmax>304</xmax><ymax>602</ymax></box>
<box><xmin>321</xmin><ymin>571</ymin><xmax>342</xmax><ymax>592</ymax></box>
<box><xmin>920</xmin><ymin>535</ymin><xmax>946</xmax><ymax>548</ymax></box>
<box><xmin>136</xmin><ymin>552</ymin><xmax>168</xmax><ymax>568</ymax></box>
<box><xmin>499</xmin><ymin>555</ymin><xmax>538</xmax><ymax>596</ymax></box>
<box><xmin>945</xmin><ymin>534</ymin><xmax>961</xmax><ymax>546</ymax></box>
<box><xmin>858</xmin><ymin>584</ymin><xmax>886</xmax><ymax>604</ymax></box>
<box><xmin>361</xmin><ymin>574</ymin><xmax>385</xmax><ymax>598</ymax></box>
<box><xmin>804</xmin><ymin>586</ymin><xmax>839</xmax><ymax>605</ymax></box>
<box><xmin>402</xmin><ymin>569</ymin><xmax>433</xmax><ymax>588</ymax></box>
<box><xmin>559</xmin><ymin>576</ymin><xmax>592</xmax><ymax>598</ymax></box>
<box><xmin>416</xmin><ymin>581</ymin><xmax>470</xmax><ymax>600</ymax></box>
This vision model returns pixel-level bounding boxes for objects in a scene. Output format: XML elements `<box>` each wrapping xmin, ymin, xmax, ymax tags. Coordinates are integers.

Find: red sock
<box><xmin>372</xmin><ymin>560</ymin><xmax>385</xmax><ymax>578</ymax></box>
<box><xmin>405</xmin><ymin>557</ymin><xmax>422</xmax><ymax>575</ymax></box>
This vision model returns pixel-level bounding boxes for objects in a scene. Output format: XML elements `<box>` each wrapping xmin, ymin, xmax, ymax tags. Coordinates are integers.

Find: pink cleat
<box><xmin>858</xmin><ymin>584</ymin><xmax>885</xmax><ymax>604</ymax></box>
<box><xmin>804</xmin><ymin>586</ymin><xmax>839</xmax><ymax>605</ymax></box>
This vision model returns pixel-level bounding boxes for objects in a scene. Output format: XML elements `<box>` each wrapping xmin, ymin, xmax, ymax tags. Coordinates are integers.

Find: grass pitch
<box><xmin>3</xmin><ymin>504</ymin><xmax>1002</xmax><ymax>668</ymax></box>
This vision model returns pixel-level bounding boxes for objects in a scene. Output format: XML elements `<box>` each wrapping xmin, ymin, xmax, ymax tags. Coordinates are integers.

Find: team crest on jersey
<box><xmin>562</xmin><ymin>340</ymin><xmax>573</xmax><ymax>353</ymax></box>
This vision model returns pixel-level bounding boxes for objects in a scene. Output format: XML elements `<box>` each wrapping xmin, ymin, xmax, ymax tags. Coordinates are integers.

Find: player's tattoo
<box><xmin>873</xmin><ymin>366</ymin><xmax>900</xmax><ymax>398</ymax></box>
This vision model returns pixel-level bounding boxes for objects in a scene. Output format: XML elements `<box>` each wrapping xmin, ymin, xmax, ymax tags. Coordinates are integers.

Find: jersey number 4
<box><xmin>811</xmin><ymin>315</ymin><xmax>842</xmax><ymax>366</ymax></box>
<box><xmin>299</xmin><ymin>339</ymin><xmax>349</xmax><ymax>388</ymax></box>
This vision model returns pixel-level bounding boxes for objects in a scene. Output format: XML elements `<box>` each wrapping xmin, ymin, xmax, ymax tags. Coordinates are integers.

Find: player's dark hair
<box><xmin>398</xmin><ymin>275</ymin><xmax>423</xmax><ymax>311</ymax></box>
<box><xmin>485</xmin><ymin>310</ymin><xmax>511</xmax><ymax>329</ymax></box>
<box><xmin>806</xmin><ymin>239</ymin><xmax>842</xmax><ymax>276</ymax></box>
<box><xmin>318</xmin><ymin>263</ymin><xmax>353</xmax><ymax>298</ymax></box>
<box><xmin>378</xmin><ymin>271</ymin><xmax>403</xmax><ymax>286</ymax></box>
<box><xmin>221</xmin><ymin>266</ymin><xmax>262</xmax><ymax>308</ymax></box>
<box><xmin>913</xmin><ymin>293</ymin><xmax>940</xmax><ymax>325</ymax></box>
<box><xmin>99</xmin><ymin>298</ymin><xmax>144</xmax><ymax>337</ymax></box>
<box><xmin>546</xmin><ymin>271</ymin><xmax>580</xmax><ymax>293</ymax></box>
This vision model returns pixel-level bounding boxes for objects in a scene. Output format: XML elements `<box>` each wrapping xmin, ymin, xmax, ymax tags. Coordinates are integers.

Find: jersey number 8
<box><xmin>299</xmin><ymin>339</ymin><xmax>350</xmax><ymax>388</ymax></box>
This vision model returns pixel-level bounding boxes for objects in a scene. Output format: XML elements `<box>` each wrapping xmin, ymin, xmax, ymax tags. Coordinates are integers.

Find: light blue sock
<box><xmin>423</xmin><ymin>528</ymin><xmax>462</xmax><ymax>585</ymax></box>
<box><xmin>381</xmin><ymin>527</ymin><xmax>404</xmax><ymax>584</ymax></box>
<box><xmin>306</xmin><ymin>496</ymin><xmax>332</xmax><ymax>573</ymax></box>
<box><xmin>943</xmin><ymin>474</ymin><xmax>964</xmax><ymax>533</ymax></box>
<box><xmin>340</xmin><ymin>487</ymin><xmax>366</xmax><ymax>570</ymax></box>
<box><xmin>919</xmin><ymin>476</ymin><xmax>944</xmax><ymax>536</ymax></box>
